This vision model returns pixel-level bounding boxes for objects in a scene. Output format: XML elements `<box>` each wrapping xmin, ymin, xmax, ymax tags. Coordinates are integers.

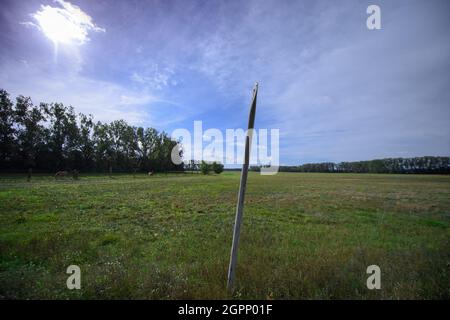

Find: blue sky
<box><xmin>1</xmin><ymin>0</ymin><xmax>449</xmax><ymax>165</ymax></box>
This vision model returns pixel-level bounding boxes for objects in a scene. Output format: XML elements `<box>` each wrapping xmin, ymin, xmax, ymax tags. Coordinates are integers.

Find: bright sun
<box><xmin>34</xmin><ymin>7</ymin><xmax>85</xmax><ymax>45</ymax></box>
<box><xmin>31</xmin><ymin>0</ymin><xmax>104</xmax><ymax>46</ymax></box>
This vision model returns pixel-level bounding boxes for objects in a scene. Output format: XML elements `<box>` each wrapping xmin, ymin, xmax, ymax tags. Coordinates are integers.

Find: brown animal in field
<box><xmin>55</xmin><ymin>171</ymin><xmax>69</xmax><ymax>179</ymax></box>
<box><xmin>148</xmin><ymin>171</ymin><xmax>153</xmax><ymax>176</ymax></box>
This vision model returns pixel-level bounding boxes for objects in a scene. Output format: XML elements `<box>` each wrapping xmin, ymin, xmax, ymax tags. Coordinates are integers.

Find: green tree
<box><xmin>200</xmin><ymin>161</ymin><xmax>210</xmax><ymax>174</ymax></box>
<box><xmin>14</xmin><ymin>96</ymin><xmax>47</xmax><ymax>170</ymax></box>
<box><xmin>93</xmin><ymin>122</ymin><xmax>114</xmax><ymax>173</ymax></box>
<box><xmin>79</xmin><ymin>113</ymin><xmax>95</xmax><ymax>171</ymax></box>
<box><xmin>0</xmin><ymin>89</ymin><xmax>16</xmax><ymax>169</ymax></box>
<box><xmin>45</xmin><ymin>103</ymin><xmax>79</xmax><ymax>170</ymax></box>
<box><xmin>212</xmin><ymin>161</ymin><xmax>224</xmax><ymax>174</ymax></box>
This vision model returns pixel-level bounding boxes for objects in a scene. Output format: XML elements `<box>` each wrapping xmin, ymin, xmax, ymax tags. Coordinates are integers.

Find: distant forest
<box><xmin>252</xmin><ymin>157</ymin><xmax>450</xmax><ymax>174</ymax></box>
<box><xmin>0</xmin><ymin>89</ymin><xmax>183</xmax><ymax>173</ymax></box>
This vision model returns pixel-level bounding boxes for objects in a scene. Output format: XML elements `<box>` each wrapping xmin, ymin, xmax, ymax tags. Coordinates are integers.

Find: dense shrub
<box><xmin>212</xmin><ymin>161</ymin><xmax>224</xmax><ymax>174</ymax></box>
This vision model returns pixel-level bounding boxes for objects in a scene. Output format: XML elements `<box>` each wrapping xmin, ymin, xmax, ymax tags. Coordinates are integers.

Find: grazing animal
<box><xmin>148</xmin><ymin>171</ymin><xmax>154</xmax><ymax>176</ymax></box>
<box><xmin>55</xmin><ymin>171</ymin><xmax>69</xmax><ymax>179</ymax></box>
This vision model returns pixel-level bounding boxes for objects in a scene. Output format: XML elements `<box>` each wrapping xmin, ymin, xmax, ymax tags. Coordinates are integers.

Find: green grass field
<box><xmin>0</xmin><ymin>172</ymin><xmax>449</xmax><ymax>299</ymax></box>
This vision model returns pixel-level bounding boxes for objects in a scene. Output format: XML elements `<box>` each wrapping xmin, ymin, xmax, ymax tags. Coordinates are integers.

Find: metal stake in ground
<box><xmin>227</xmin><ymin>82</ymin><xmax>258</xmax><ymax>292</ymax></box>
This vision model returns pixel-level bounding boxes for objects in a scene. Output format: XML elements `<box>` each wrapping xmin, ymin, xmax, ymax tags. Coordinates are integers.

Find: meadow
<box><xmin>0</xmin><ymin>172</ymin><xmax>449</xmax><ymax>299</ymax></box>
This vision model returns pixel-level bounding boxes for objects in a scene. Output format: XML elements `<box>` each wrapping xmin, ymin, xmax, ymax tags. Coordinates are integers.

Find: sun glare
<box><xmin>31</xmin><ymin>0</ymin><xmax>104</xmax><ymax>46</ymax></box>
<box><xmin>34</xmin><ymin>7</ymin><xmax>86</xmax><ymax>45</ymax></box>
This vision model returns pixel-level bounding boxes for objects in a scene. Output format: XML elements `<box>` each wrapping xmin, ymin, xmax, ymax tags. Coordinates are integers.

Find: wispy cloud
<box><xmin>190</xmin><ymin>0</ymin><xmax>450</xmax><ymax>162</ymax></box>
<box><xmin>0</xmin><ymin>59</ymin><xmax>157</xmax><ymax>125</ymax></box>
<box><xmin>130</xmin><ymin>64</ymin><xmax>177</xmax><ymax>90</ymax></box>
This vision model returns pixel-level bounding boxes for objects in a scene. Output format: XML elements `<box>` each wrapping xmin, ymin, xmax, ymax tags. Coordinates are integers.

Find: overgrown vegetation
<box><xmin>0</xmin><ymin>172</ymin><xmax>448</xmax><ymax>299</ymax></box>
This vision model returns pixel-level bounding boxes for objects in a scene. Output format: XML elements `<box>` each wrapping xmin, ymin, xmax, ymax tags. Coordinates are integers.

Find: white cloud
<box><xmin>0</xmin><ymin>60</ymin><xmax>157</xmax><ymax>125</ymax></box>
<box><xmin>120</xmin><ymin>94</ymin><xmax>156</xmax><ymax>106</ymax></box>
<box><xmin>130</xmin><ymin>64</ymin><xmax>176</xmax><ymax>91</ymax></box>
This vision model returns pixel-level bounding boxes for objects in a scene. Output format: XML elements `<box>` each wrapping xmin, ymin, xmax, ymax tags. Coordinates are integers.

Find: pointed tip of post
<box><xmin>253</xmin><ymin>82</ymin><xmax>259</xmax><ymax>95</ymax></box>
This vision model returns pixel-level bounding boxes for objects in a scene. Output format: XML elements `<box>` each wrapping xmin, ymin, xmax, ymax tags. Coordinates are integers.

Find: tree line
<box><xmin>252</xmin><ymin>157</ymin><xmax>450</xmax><ymax>174</ymax></box>
<box><xmin>0</xmin><ymin>89</ymin><xmax>183</xmax><ymax>173</ymax></box>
